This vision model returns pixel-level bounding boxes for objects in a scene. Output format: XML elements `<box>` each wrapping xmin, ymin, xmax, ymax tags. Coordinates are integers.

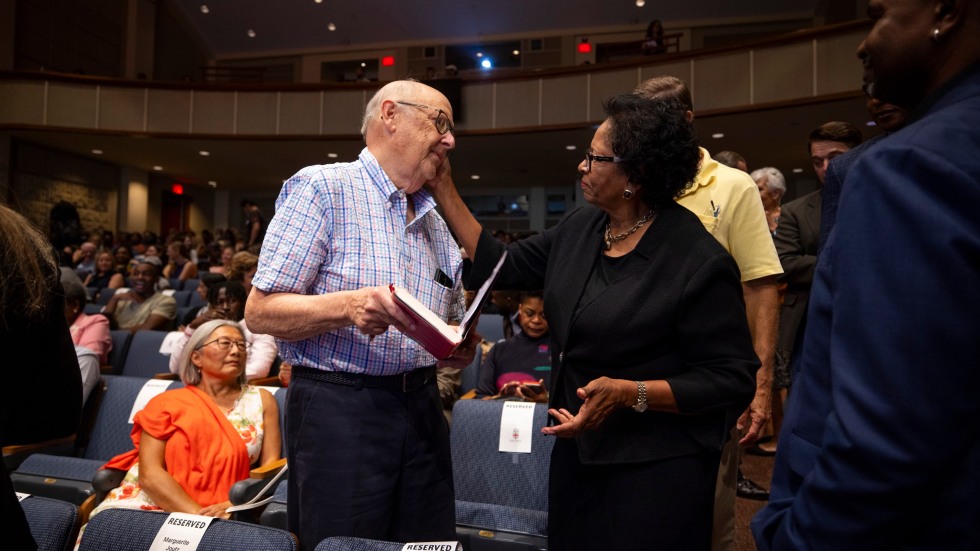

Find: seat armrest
<box><xmin>250</xmin><ymin>457</ymin><xmax>287</xmax><ymax>479</ymax></box>
<box><xmin>248</xmin><ymin>376</ymin><xmax>281</xmax><ymax>387</ymax></box>
<box><xmin>93</xmin><ymin>468</ymin><xmax>126</xmax><ymax>502</ymax></box>
<box><xmin>3</xmin><ymin>435</ymin><xmax>77</xmax><ymax>470</ymax></box>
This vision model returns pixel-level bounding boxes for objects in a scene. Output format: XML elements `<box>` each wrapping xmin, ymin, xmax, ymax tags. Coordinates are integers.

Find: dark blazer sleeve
<box><xmin>774</xmin><ymin>193</ymin><xmax>818</xmax><ymax>288</ymax></box>
<box><xmin>753</xmin><ymin>133</ymin><xmax>980</xmax><ymax>549</ymax></box>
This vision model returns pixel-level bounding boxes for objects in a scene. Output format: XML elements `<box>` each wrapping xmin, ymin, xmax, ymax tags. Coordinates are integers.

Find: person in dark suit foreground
<box><xmin>430</xmin><ymin>93</ymin><xmax>759</xmax><ymax>550</ymax></box>
<box><xmin>753</xmin><ymin>0</ymin><xmax>980</xmax><ymax>548</ymax></box>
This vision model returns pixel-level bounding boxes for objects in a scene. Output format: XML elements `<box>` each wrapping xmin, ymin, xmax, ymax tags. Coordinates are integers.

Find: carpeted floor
<box><xmin>734</xmin><ymin>451</ymin><xmax>775</xmax><ymax>551</ymax></box>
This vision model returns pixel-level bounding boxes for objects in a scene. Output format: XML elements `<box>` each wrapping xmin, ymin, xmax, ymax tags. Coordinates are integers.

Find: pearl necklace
<box><xmin>604</xmin><ymin>210</ymin><xmax>655</xmax><ymax>250</ymax></box>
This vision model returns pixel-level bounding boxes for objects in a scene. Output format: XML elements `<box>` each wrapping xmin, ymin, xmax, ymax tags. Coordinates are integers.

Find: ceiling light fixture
<box><xmin>208</xmin><ymin>181</ymin><xmax>217</xmax><ymax>187</ymax></box>
<box><xmin>565</xmin><ymin>145</ymin><xmax>577</xmax><ymax>150</ymax></box>
<box><xmin>327</xmin><ymin>153</ymin><xmax>339</xmax><ymax>158</ymax></box>
<box><xmin>200</xmin><ymin>5</ymin><xmax>209</xmax><ymax>14</ymax></box>
<box><xmin>153</xmin><ymin>166</ymin><xmax>163</xmax><ymax>171</ymax></box>
<box><xmin>471</xmin><ymin>175</ymin><xmax>481</xmax><ymax>180</ymax></box>
<box><xmin>792</xmin><ymin>168</ymin><xmax>804</xmax><ymax>173</ymax></box>
<box><xmin>315</xmin><ymin>0</ymin><xmax>323</xmax><ymax>3</ymax></box>
<box><xmin>199</xmin><ymin>150</ymin><xmax>210</xmax><ymax>156</ymax></box>
<box><xmin>636</xmin><ymin>0</ymin><xmax>646</xmax><ymax>6</ymax></box>
<box><xmin>92</xmin><ymin>149</ymin><xmax>103</xmax><ymax>155</ymax></box>
<box><xmin>476</xmin><ymin>52</ymin><xmax>483</xmax><ymax>58</ymax></box>
<box><xmin>512</xmin><ymin>50</ymin><xmax>520</xmax><ymax>56</ymax></box>
<box><xmin>328</xmin><ymin>23</ymin><xmax>336</xmax><ymax>31</ymax></box>
<box><xmin>247</xmin><ymin>29</ymin><xmax>256</xmax><ymax>38</ymax></box>
<box><xmin>711</xmin><ymin>133</ymin><xmax>724</xmax><ymax>139</ymax></box>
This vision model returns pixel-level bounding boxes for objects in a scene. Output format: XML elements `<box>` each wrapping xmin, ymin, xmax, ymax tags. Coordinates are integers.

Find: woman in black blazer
<box><xmin>430</xmin><ymin>93</ymin><xmax>759</xmax><ymax>550</ymax></box>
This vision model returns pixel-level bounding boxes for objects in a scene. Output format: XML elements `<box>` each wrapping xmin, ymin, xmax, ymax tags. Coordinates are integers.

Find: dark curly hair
<box><xmin>602</xmin><ymin>93</ymin><xmax>701</xmax><ymax>208</ymax></box>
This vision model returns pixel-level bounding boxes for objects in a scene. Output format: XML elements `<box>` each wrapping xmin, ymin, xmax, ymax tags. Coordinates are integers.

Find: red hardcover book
<box><xmin>390</xmin><ymin>251</ymin><xmax>507</xmax><ymax>359</ymax></box>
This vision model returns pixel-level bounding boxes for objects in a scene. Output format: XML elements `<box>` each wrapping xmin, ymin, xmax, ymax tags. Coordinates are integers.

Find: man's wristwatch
<box><xmin>632</xmin><ymin>381</ymin><xmax>648</xmax><ymax>412</ymax></box>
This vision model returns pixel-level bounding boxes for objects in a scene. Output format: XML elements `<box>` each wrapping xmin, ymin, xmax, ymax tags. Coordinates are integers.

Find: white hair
<box><xmin>751</xmin><ymin>167</ymin><xmax>786</xmax><ymax>196</ymax></box>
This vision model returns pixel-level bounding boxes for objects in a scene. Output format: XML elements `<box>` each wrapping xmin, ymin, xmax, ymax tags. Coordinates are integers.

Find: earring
<box><xmin>622</xmin><ymin>188</ymin><xmax>634</xmax><ymax>200</ymax></box>
<box><xmin>932</xmin><ymin>28</ymin><xmax>941</xmax><ymax>42</ymax></box>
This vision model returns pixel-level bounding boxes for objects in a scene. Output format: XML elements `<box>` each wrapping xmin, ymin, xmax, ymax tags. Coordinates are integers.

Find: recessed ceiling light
<box><xmin>153</xmin><ymin>166</ymin><xmax>163</xmax><ymax>171</ymax></box>
<box><xmin>208</xmin><ymin>181</ymin><xmax>217</xmax><ymax>187</ymax></box>
<box><xmin>91</xmin><ymin>149</ymin><xmax>103</xmax><ymax>155</ymax></box>
<box><xmin>512</xmin><ymin>50</ymin><xmax>520</xmax><ymax>56</ymax></box>
<box><xmin>327</xmin><ymin>23</ymin><xmax>336</xmax><ymax>31</ymax></box>
<box><xmin>471</xmin><ymin>175</ymin><xmax>481</xmax><ymax>180</ymax></box>
<box><xmin>199</xmin><ymin>150</ymin><xmax>210</xmax><ymax>156</ymax></box>
<box><xmin>565</xmin><ymin>145</ymin><xmax>577</xmax><ymax>151</ymax></box>
<box><xmin>200</xmin><ymin>5</ymin><xmax>209</xmax><ymax>14</ymax></box>
<box><xmin>866</xmin><ymin>121</ymin><xmax>877</xmax><ymax>126</ymax></box>
<box><xmin>711</xmin><ymin>133</ymin><xmax>724</xmax><ymax>139</ymax></box>
<box><xmin>476</xmin><ymin>52</ymin><xmax>483</xmax><ymax>58</ymax></box>
<box><xmin>247</xmin><ymin>29</ymin><xmax>256</xmax><ymax>38</ymax></box>
<box><xmin>315</xmin><ymin>0</ymin><xmax>323</xmax><ymax>3</ymax></box>
<box><xmin>792</xmin><ymin>168</ymin><xmax>804</xmax><ymax>173</ymax></box>
<box><xmin>360</xmin><ymin>62</ymin><xmax>366</xmax><ymax>67</ymax></box>
<box><xmin>636</xmin><ymin>0</ymin><xmax>646</xmax><ymax>6</ymax></box>
<box><xmin>327</xmin><ymin>153</ymin><xmax>339</xmax><ymax>158</ymax></box>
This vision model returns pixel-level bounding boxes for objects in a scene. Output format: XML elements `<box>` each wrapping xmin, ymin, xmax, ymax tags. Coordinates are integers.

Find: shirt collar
<box><xmin>677</xmin><ymin>147</ymin><xmax>714</xmax><ymax>198</ymax></box>
<box><xmin>358</xmin><ymin>147</ymin><xmax>438</xmax><ymax>223</ymax></box>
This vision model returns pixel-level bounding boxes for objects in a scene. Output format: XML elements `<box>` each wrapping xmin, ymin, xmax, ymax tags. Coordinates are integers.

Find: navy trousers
<box><xmin>286</xmin><ymin>371</ymin><xmax>456</xmax><ymax>550</ymax></box>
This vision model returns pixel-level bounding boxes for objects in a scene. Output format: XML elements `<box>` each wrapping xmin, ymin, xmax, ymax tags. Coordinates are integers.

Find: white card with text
<box><xmin>498</xmin><ymin>401</ymin><xmax>535</xmax><ymax>453</ymax></box>
<box><xmin>401</xmin><ymin>542</ymin><xmax>460</xmax><ymax>551</ymax></box>
<box><xmin>128</xmin><ymin>379</ymin><xmax>172</xmax><ymax>423</ymax></box>
<box><xmin>147</xmin><ymin>513</ymin><xmax>214</xmax><ymax>551</ymax></box>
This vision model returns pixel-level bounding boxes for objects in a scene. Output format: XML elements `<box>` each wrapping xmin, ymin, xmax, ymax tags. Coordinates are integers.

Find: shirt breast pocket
<box><xmin>696</xmin><ymin>213</ymin><xmax>721</xmax><ymax>235</ymax></box>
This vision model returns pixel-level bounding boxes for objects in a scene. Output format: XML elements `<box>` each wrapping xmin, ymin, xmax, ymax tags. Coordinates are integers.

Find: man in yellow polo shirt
<box><xmin>636</xmin><ymin>76</ymin><xmax>783</xmax><ymax>551</ymax></box>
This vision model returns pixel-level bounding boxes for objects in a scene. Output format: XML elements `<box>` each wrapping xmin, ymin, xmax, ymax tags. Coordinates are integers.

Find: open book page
<box><xmin>390</xmin><ymin>251</ymin><xmax>508</xmax><ymax>358</ymax></box>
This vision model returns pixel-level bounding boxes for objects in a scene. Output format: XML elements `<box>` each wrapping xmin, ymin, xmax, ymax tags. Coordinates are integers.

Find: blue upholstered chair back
<box><xmin>85</xmin><ymin>375</ymin><xmax>161</xmax><ymax>459</ymax></box>
<box><xmin>121</xmin><ymin>331</ymin><xmax>171</xmax><ymax>378</ymax></box>
<box><xmin>107</xmin><ymin>329</ymin><xmax>133</xmax><ymax>375</ymax></box>
<box><xmin>315</xmin><ymin>536</ymin><xmax>405</xmax><ymax>551</ymax></box>
<box><xmin>78</xmin><ymin>508</ymin><xmax>297</xmax><ymax>550</ymax></box>
<box><xmin>20</xmin><ymin>495</ymin><xmax>80</xmax><ymax>551</ymax></box>
<box><xmin>450</xmin><ymin>399</ymin><xmax>553</xmax><ymax>511</ymax></box>
<box><xmin>476</xmin><ymin>313</ymin><xmax>506</xmax><ymax>344</ymax></box>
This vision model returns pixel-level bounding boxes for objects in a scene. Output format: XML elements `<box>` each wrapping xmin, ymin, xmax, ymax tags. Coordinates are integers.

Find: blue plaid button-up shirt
<box><xmin>253</xmin><ymin>148</ymin><xmax>464</xmax><ymax>375</ymax></box>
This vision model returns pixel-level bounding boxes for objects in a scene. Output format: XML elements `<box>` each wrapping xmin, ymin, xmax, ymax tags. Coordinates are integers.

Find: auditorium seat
<box><xmin>11</xmin><ymin>376</ymin><xmax>181</xmax><ymax>507</ymax></box>
<box><xmin>20</xmin><ymin>494</ymin><xmax>81</xmax><ymax>551</ymax></box>
<box><xmin>106</xmin><ymin>330</ymin><xmax>133</xmax><ymax>375</ymax></box>
<box><xmin>476</xmin><ymin>314</ymin><xmax>505</xmax><ymax>344</ymax></box>
<box><xmin>78</xmin><ymin>508</ymin><xmax>297</xmax><ymax>550</ymax></box>
<box><xmin>120</xmin><ymin>331</ymin><xmax>171</xmax><ymax>378</ymax></box>
<box><xmin>315</xmin><ymin>536</ymin><xmax>405</xmax><ymax>551</ymax></box>
<box><xmin>450</xmin><ymin>399</ymin><xmax>553</xmax><ymax>550</ymax></box>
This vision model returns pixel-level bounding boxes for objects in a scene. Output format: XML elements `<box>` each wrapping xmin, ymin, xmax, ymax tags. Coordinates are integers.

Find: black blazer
<box><xmin>469</xmin><ymin>202</ymin><xmax>759</xmax><ymax>465</ymax></box>
<box><xmin>774</xmin><ymin>189</ymin><xmax>821</xmax><ymax>354</ymax></box>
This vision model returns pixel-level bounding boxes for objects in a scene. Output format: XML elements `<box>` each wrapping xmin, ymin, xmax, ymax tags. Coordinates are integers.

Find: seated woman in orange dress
<box><xmin>84</xmin><ymin>319</ymin><xmax>280</xmax><ymax>525</ymax></box>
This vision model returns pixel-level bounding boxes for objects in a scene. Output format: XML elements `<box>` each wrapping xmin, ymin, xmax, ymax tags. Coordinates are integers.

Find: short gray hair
<box><xmin>751</xmin><ymin>167</ymin><xmax>787</xmax><ymax>197</ymax></box>
<box><xmin>360</xmin><ymin>79</ymin><xmax>422</xmax><ymax>137</ymax></box>
<box><xmin>178</xmin><ymin>319</ymin><xmax>247</xmax><ymax>386</ymax></box>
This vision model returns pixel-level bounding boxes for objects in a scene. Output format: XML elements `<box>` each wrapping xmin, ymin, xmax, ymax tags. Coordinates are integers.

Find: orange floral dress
<box><xmin>87</xmin><ymin>385</ymin><xmax>265</xmax><ymax>517</ymax></box>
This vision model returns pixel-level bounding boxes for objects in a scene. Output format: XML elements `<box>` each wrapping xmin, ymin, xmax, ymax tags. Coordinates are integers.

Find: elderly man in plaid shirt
<box><xmin>247</xmin><ymin>79</ymin><xmax>478</xmax><ymax>550</ymax></box>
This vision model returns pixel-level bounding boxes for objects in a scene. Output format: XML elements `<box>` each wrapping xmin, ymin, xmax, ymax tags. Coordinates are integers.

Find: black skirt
<box><xmin>548</xmin><ymin>437</ymin><xmax>720</xmax><ymax>551</ymax></box>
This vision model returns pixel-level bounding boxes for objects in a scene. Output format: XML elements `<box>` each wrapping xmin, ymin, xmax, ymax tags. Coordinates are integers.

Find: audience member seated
<box><xmin>475</xmin><ymin>291</ymin><xmax>551</xmax><ymax>403</ymax></box>
<box><xmin>75</xmin><ymin>345</ymin><xmax>100</xmax><ymax>403</ymax></box>
<box><xmin>162</xmin><ymin>241</ymin><xmax>199</xmax><ymax>282</ymax></box>
<box><xmin>180</xmin><ymin>272</ymin><xmax>227</xmax><ymax>326</ymax></box>
<box><xmin>113</xmin><ymin>245</ymin><xmax>133</xmax><ymax>277</ymax></box>
<box><xmin>227</xmin><ymin>251</ymin><xmax>258</xmax><ymax>295</ymax></box>
<box><xmin>81</xmin><ymin>320</ymin><xmax>281</xmax><ymax>541</ymax></box>
<box><xmin>74</xmin><ymin>241</ymin><xmax>98</xmax><ymax>280</ymax></box>
<box><xmin>210</xmin><ymin>245</ymin><xmax>235</xmax><ymax>275</ymax></box>
<box><xmin>63</xmin><ymin>279</ymin><xmax>112</xmax><ymax>364</ymax></box>
<box><xmin>83</xmin><ymin>251</ymin><xmax>125</xmax><ymax>293</ymax></box>
<box><xmin>168</xmin><ymin>280</ymin><xmax>277</xmax><ymax>380</ymax></box>
<box><xmin>103</xmin><ymin>257</ymin><xmax>176</xmax><ymax>333</ymax></box>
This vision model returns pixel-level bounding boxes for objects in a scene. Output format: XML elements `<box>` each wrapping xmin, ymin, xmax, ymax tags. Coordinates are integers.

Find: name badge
<box><xmin>498</xmin><ymin>401</ymin><xmax>535</xmax><ymax>454</ymax></box>
<box><xmin>148</xmin><ymin>513</ymin><xmax>214</xmax><ymax>551</ymax></box>
<box><xmin>402</xmin><ymin>543</ymin><xmax>460</xmax><ymax>551</ymax></box>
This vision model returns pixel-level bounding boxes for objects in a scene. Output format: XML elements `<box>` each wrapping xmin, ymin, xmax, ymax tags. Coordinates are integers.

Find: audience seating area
<box><xmin>12</xmin><ymin>319</ymin><xmax>554</xmax><ymax>550</ymax></box>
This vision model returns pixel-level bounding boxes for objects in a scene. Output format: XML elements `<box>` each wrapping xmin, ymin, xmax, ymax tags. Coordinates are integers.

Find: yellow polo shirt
<box><xmin>676</xmin><ymin>148</ymin><xmax>783</xmax><ymax>282</ymax></box>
